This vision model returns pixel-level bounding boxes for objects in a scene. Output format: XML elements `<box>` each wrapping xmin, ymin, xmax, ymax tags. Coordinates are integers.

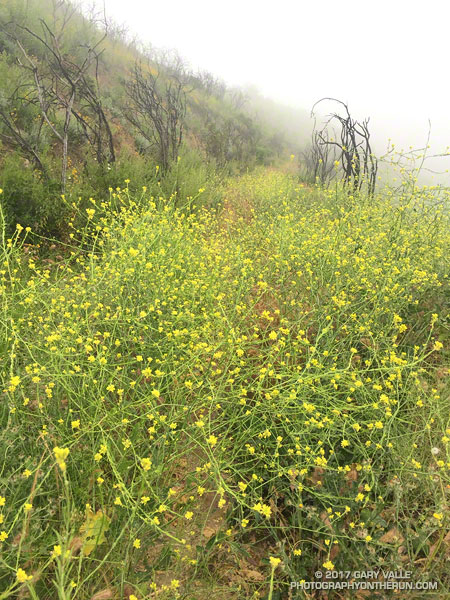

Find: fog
<box><xmin>81</xmin><ymin>0</ymin><xmax>450</xmax><ymax>182</ymax></box>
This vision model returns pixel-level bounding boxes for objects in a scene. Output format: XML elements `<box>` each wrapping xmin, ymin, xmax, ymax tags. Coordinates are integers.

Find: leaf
<box><xmin>444</xmin><ymin>530</ymin><xmax>450</xmax><ymax>546</ymax></box>
<box><xmin>80</xmin><ymin>508</ymin><xmax>111</xmax><ymax>556</ymax></box>
<box><xmin>205</xmin><ymin>531</ymin><xmax>226</xmax><ymax>551</ymax></box>
<box><xmin>330</xmin><ymin>543</ymin><xmax>340</xmax><ymax>561</ymax></box>
<box><xmin>90</xmin><ymin>590</ymin><xmax>114</xmax><ymax>600</ymax></box>
<box><xmin>68</xmin><ymin>536</ymin><xmax>83</xmax><ymax>554</ymax></box>
<box><xmin>309</xmin><ymin>466</ymin><xmax>324</xmax><ymax>485</ymax></box>
<box><xmin>379</xmin><ymin>527</ymin><xmax>404</xmax><ymax>545</ymax></box>
<box><xmin>241</xmin><ymin>567</ymin><xmax>265</xmax><ymax>581</ymax></box>
<box><xmin>345</xmin><ymin>468</ymin><xmax>358</xmax><ymax>483</ymax></box>
<box><xmin>320</xmin><ymin>510</ymin><xmax>333</xmax><ymax>531</ymax></box>
<box><xmin>202</xmin><ymin>525</ymin><xmax>220</xmax><ymax>538</ymax></box>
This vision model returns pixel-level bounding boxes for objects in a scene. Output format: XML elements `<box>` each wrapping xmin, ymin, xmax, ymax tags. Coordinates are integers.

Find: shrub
<box><xmin>0</xmin><ymin>152</ymin><xmax>66</xmax><ymax>237</ymax></box>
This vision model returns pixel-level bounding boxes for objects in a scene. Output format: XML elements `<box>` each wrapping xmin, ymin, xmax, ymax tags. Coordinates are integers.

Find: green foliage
<box><xmin>0</xmin><ymin>171</ymin><xmax>449</xmax><ymax>598</ymax></box>
<box><xmin>67</xmin><ymin>146</ymin><xmax>223</xmax><ymax>209</ymax></box>
<box><xmin>0</xmin><ymin>152</ymin><xmax>65</xmax><ymax>235</ymax></box>
<box><xmin>80</xmin><ymin>508</ymin><xmax>111</xmax><ymax>556</ymax></box>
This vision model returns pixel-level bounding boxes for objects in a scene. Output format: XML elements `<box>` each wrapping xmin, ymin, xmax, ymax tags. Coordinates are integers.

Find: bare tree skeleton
<box><xmin>125</xmin><ymin>61</ymin><xmax>186</xmax><ymax>173</ymax></box>
<box><xmin>3</xmin><ymin>15</ymin><xmax>112</xmax><ymax>191</ymax></box>
<box><xmin>310</xmin><ymin>98</ymin><xmax>378</xmax><ymax>196</ymax></box>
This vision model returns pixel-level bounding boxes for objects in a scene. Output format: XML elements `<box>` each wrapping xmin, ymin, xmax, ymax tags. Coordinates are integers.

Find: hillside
<box><xmin>0</xmin><ymin>0</ymin><xmax>311</xmax><ymax>237</ymax></box>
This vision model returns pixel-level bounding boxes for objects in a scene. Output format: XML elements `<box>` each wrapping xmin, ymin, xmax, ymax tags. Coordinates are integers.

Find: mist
<box><xmin>78</xmin><ymin>0</ymin><xmax>450</xmax><ymax>183</ymax></box>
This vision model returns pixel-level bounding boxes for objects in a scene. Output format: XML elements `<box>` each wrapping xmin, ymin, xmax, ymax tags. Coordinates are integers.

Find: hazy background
<box><xmin>80</xmin><ymin>0</ymin><xmax>450</xmax><ymax>181</ymax></box>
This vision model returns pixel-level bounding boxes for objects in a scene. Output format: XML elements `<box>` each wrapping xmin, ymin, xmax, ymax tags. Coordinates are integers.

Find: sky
<box><xmin>80</xmin><ymin>0</ymin><xmax>450</xmax><ymax>172</ymax></box>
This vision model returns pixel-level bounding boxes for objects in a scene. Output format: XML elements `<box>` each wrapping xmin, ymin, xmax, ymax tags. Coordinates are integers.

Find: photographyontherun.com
<box><xmin>290</xmin><ymin>570</ymin><xmax>438</xmax><ymax>592</ymax></box>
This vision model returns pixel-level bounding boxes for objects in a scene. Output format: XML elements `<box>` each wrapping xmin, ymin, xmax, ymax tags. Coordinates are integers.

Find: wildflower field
<box><xmin>0</xmin><ymin>169</ymin><xmax>449</xmax><ymax>599</ymax></box>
